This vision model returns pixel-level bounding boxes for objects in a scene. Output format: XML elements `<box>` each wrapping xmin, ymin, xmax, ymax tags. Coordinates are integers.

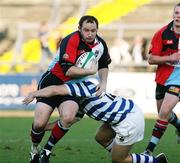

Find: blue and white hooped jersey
<box><xmin>65</xmin><ymin>80</ymin><xmax>135</xmax><ymax>125</ymax></box>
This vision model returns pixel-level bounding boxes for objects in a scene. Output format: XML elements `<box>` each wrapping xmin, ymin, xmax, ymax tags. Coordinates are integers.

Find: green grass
<box><xmin>0</xmin><ymin>117</ymin><xmax>179</xmax><ymax>163</ymax></box>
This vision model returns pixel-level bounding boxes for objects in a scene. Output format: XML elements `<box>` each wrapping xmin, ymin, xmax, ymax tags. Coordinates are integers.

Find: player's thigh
<box><xmin>111</xmin><ymin>143</ymin><xmax>133</xmax><ymax>163</ymax></box>
<box><xmin>33</xmin><ymin>102</ymin><xmax>53</xmax><ymax>128</ymax></box>
<box><xmin>58</xmin><ymin>100</ymin><xmax>79</xmax><ymax>120</ymax></box>
<box><xmin>159</xmin><ymin>93</ymin><xmax>179</xmax><ymax>118</ymax></box>
<box><xmin>155</xmin><ymin>83</ymin><xmax>166</xmax><ymax>112</ymax></box>
<box><xmin>95</xmin><ymin>123</ymin><xmax>115</xmax><ymax>144</ymax></box>
<box><xmin>156</xmin><ymin>99</ymin><xmax>163</xmax><ymax>112</ymax></box>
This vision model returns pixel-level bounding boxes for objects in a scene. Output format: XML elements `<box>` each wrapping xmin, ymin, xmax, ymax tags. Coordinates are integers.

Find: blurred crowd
<box><xmin>0</xmin><ymin>21</ymin><xmax>62</xmax><ymax>74</ymax></box>
<box><xmin>0</xmin><ymin>22</ymin><xmax>153</xmax><ymax>74</ymax></box>
<box><xmin>109</xmin><ymin>35</ymin><xmax>153</xmax><ymax>72</ymax></box>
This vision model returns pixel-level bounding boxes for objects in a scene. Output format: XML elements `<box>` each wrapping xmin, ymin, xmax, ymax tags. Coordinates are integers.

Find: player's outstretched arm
<box><xmin>22</xmin><ymin>85</ymin><xmax>69</xmax><ymax>105</ymax></box>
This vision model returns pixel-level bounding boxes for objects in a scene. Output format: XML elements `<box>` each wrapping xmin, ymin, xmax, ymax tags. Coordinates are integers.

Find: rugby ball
<box><xmin>76</xmin><ymin>51</ymin><xmax>96</xmax><ymax>69</ymax></box>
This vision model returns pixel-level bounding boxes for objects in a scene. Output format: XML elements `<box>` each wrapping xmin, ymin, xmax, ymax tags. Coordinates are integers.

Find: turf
<box><xmin>0</xmin><ymin>117</ymin><xmax>179</xmax><ymax>163</ymax></box>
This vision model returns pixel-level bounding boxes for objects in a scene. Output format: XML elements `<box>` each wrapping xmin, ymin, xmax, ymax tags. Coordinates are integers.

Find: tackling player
<box><xmin>23</xmin><ymin>78</ymin><xmax>168</xmax><ymax>163</ymax></box>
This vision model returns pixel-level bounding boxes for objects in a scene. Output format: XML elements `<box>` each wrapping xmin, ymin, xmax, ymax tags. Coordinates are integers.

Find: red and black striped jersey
<box><xmin>149</xmin><ymin>21</ymin><xmax>180</xmax><ymax>85</ymax></box>
<box><xmin>47</xmin><ymin>31</ymin><xmax>111</xmax><ymax>82</ymax></box>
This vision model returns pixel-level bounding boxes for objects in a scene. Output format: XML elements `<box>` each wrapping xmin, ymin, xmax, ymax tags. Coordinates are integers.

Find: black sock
<box><xmin>31</xmin><ymin>125</ymin><xmax>45</xmax><ymax>144</ymax></box>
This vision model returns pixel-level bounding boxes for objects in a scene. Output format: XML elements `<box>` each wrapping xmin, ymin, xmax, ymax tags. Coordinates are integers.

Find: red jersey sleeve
<box><xmin>64</xmin><ymin>33</ymin><xmax>80</xmax><ymax>64</ymax></box>
<box><xmin>149</xmin><ymin>30</ymin><xmax>163</xmax><ymax>56</ymax></box>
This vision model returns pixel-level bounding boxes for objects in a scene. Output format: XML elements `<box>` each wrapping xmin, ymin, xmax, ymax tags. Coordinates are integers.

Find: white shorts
<box><xmin>111</xmin><ymin>104</ymin><xmax>145</xmax><ymax>146</ymax></box>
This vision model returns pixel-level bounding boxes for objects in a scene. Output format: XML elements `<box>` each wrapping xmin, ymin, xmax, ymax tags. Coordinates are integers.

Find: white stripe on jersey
<box><xmin>65</xmin><ymin>80</ymin><xmax>96</xmax><ymax>97</ymax></box>
<box><xmin>65</xmin><ymin>80</ymin><xmax>134</xmax><ymax>124</ymax></box>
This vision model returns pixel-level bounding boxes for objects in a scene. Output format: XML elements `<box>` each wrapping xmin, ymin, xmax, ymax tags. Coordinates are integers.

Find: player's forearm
<box><xmin>66</xmin><ymin>66</ymin><xmax>95</xmax><ymax>78</ymax></box>
<box><xmin>23</xmin><ymin>85</ymin><xmax>69</xmax><ymax>105</ymax></box>
<box><xmin>148</xmin><ymin>54</ymin><xmax>172</xmax><ymax>65</ymax></box>
<box><xmin>98</xmin><ymin>68</ymin><xmax>108</xmax><ymax>89</ymax></box>
<box><xmin>33</xmin><ymin>85</ymin><xmax>68</xmax><ymax>98</ymax></box>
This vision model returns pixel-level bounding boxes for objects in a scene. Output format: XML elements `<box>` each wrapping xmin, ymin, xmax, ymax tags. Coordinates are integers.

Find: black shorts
<box><xmin>37</xmin><ymin>71</ymin><xmax>79</xmax><ymax>109</ymax></box>
<box><xmin>155</xmin><ymin>84</ymin><xmax>167</xmax><ymax>100</ymax></box>
<box><xmin>156</xmin><ymin>83</ymin><xmax>180</xmax><ymax>100</ymax></box>
<box><xmin>166</xmin><ymin>85</ymin><xmax>180</xmax><ymax>99</ymax></box>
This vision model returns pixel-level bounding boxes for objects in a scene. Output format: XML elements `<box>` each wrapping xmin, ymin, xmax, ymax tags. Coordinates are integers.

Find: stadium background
<box><xmin>0</xmin><ymin>0</ymin><xmax>179</xmax><ymax>116</ymax></box>
<box><xmin>1</xmin><ymin>1</ymin><xmax>180</xmax><ymax>163</ymax></box>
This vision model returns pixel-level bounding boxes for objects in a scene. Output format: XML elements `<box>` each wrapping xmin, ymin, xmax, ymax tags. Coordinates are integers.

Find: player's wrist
<box><xmin>168</xmin><ymin>55</ymin><xmax>172</xmax><ymax>62</ymax></box>
<box><xmin>31</xmin><ymin>92</ymin><xmax>37</xmax><ymax>98</ymax></box>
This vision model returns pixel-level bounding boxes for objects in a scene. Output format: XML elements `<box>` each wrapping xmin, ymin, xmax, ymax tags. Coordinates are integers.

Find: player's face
<box><xmin>173</xmin><ymin>6</ymin><xmax>180</xmax><ymax>27</ymax></box>
<box><xmin>79</xmin><ymin>20</ymin><xmax>98</xmax><ymax>43</ymax></box>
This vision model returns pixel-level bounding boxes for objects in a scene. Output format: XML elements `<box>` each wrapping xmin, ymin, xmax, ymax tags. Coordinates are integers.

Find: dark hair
<box><xmin>78</xmin><ymin>15</ymin><xmax>99</xmax><ymax>29</ymax></box>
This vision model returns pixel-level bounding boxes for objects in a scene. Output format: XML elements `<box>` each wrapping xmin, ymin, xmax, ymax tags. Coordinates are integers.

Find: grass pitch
<box><xmin>0</xmin><ymin>117</ymin><xmax>179</xmax><ymax>163</ymax></box>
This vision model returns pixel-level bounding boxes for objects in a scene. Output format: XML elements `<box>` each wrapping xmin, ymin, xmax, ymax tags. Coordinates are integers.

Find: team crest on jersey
<box><xmin>63</xmin><ymin>53</ymin><xmax>69</xmax><ymax>59</ymax></box>
<box><xmin>163</xmin><ymin>39</ymin><xmax>173</xmax><ymax>45</ymax></box>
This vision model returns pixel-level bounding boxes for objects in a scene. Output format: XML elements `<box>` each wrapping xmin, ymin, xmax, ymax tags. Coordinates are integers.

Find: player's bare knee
<box><xmin>95</xmin><ymin>133</ymin><xmax>110</xmax><ymax>146</ymax></box>
<box><xmin>61</xmin><ymin>114</ymin><xmax>76</xmax><ymax>127</ymax></box>
<box><xmin>95</xmin><ymin>133</ymin><xmax>102</xmax><ymax>143</ymax></box>
<box><xmin>33</xmin><ymin>121</ymin><xmax>46</xmax><ymax>131</ymax></box>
